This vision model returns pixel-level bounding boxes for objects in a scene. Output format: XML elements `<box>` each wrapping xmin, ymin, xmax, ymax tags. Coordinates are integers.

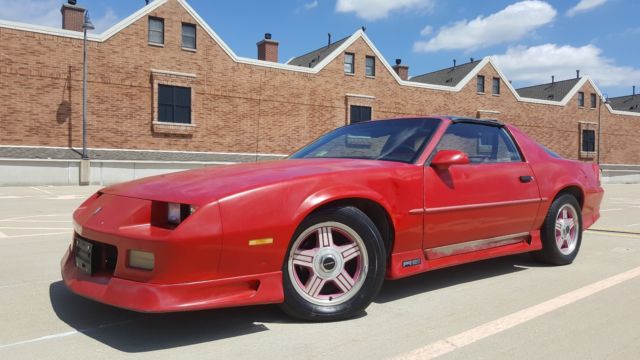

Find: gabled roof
<box><xmin>608</xmin><ymin>94</ymin><xmax>640</xmax><ymax>113</ymax></box>
<box><xmin>287</xmin><ymin>36</ymin><xmax>350</xmax><ymax>68</ymax></box>
<box><xmin>410</xmin><ymin>60</ymin><xmax>482</xmax><ymax>87</ymax></box>
<box><xmin>0</xmin><ymin>0</ymin><xmax>638</xmax><ymax>117</ymax></box>
<box><xmin>515</xmin><ymin>78</ymin><xmax>581</xmax><ymax>102</ymax></box>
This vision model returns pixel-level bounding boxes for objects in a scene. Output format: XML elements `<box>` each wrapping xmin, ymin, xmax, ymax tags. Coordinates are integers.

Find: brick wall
<box><xmin>1</xmin><ymin>0</ymin><xmax>639</xmax><ymax>164</ymax></box>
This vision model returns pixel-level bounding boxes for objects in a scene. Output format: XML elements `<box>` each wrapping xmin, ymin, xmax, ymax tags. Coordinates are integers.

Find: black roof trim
<box><xmin>449</xmin><ymin>117</ymin><xmax>504</xmax><ymax>127</ymax></box>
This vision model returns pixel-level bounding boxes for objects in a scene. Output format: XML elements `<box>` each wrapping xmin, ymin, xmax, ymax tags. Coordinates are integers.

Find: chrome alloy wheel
<box><xmin>555</xmin><ymin>204</ymin><xmax>579</xmax><ymax>255</ymax></box>
<box><xmin>287</xmin><ymin>221</ymin><xmax>368</xmax><ymax>306</ymax></box>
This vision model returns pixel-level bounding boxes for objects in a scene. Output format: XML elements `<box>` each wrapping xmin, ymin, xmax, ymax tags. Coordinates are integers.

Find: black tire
<box><xmin>533</xmin><ymin>194</ymin><xmax>582</xmax><ymax>265</ymax></box>
<box><xmin>281</xmin><ymin>206</ymin><xmax>386</xmax><ymax>321</ymax></box>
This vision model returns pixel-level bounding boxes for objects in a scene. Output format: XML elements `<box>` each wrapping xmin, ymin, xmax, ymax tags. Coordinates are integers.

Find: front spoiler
<box><xmin>61</xmin><ymin>249</ymin><xmax>284</xmax><ymax>313</ymax></box>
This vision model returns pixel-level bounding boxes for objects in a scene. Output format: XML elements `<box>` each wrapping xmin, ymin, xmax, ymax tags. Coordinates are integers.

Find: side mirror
<box><xmin>431</xmin><ymin>150</ymin><xmax>470</xmax><ymax>170</ymax></box>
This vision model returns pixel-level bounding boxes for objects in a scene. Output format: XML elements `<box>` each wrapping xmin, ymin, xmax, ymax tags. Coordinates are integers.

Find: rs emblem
<box><xmin>92</xmin><ymin>207</ymin><xmax>102</xmax><ymax>216</ymax></box>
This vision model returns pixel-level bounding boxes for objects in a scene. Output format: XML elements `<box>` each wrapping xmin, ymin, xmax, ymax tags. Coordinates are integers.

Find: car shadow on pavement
<box><xmin>49</xmin><ymin>281</ymin><xmax>286</xmax><ymax>353</ymax></box>
<box><xmin>50</xmin><ymin>254</ymin><xmax>542</xmax><ymax>352</ymax></box>
<box><xmin>375</xmin><ymin>253</ymin><xmax>541</xmax><ymax>304</ymax></box>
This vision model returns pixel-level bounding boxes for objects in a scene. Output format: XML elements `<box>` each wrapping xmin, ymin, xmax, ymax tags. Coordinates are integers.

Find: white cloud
<box><xmin>0</xmin><ymin>0</ymin><xmax>121</xmax><ymax>33</ymax></box>
<box><xmin>493</xmin><ymin>43</ymin><xmax>640</xmax><ymax>87</ymax></box>
<box><xmin>414</xmin><ymin>0</ymin><xmax>556</xmax><ymax>53</ymax></box>
<box><xmin>566</xmin><ymin>0</ymin><xmax>607</xmax><ymax>17</ymax></box>
<box><xmin>305</xmin><ymin>0</ymin><xmax>319</xmax><ymax>10</ymax></box>
<box><xmin>336</xmin><ymin>0</ymin><xmax>435</xmax><ymax>21</ymax></box>
<box><xmin>0</xmin><ymin>0</ymin><xmax>60</xmax><ymax>27</ymax></box>
<box><xmin>91</xmin><ymin>8</ymin><xmax>120</xmax><ymax>33</ymax></box>
<box><xmin>420</xmin><ymin>25</ymin><xmax>433</xmax><ymax>36</ymax></box>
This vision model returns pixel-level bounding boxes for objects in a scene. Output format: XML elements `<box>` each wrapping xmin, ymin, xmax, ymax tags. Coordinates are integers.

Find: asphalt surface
<box><xmin>0</xmin><ymin>184</ymin><xmax>638</xmax><ymax>359</ymax></box>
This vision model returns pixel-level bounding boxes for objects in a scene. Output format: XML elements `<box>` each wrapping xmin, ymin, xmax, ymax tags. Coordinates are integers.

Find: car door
<box><xmin>423</xmin><ymin>121</ymin><xmax>542</xmax><ymax>258</ymax></box>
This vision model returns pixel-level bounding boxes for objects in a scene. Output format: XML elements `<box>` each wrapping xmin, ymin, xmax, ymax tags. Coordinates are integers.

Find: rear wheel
<box><xmin>534</xmin><ymin>194</ymin><xmax>582</xmax><ymax>265</ymax></box>
<box><xmin>281</xmin><ymin>206</ymin><xmax>386</xmax><ymax>321</ymax></box>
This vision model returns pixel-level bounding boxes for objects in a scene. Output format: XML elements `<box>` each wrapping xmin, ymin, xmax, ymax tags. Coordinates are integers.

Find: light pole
<box><xmin>82</xmin><ymin>11</ymin><xmax>94</xmax><ymax>160</ymax></box>
<box><xmin>597</xmin><ymin>93</ymin><xmax>608</xmax><ymax>166</ymax></box>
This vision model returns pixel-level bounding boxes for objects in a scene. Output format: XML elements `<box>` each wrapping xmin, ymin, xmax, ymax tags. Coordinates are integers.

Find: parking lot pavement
<box><xmin>0</xmin><ymin>185</ymin><xmax>638</xmax><ymax>359</ymax></box>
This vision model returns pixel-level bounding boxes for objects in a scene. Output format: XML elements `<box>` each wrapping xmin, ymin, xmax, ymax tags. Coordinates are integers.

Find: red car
<box><xmin>62</xmin><ymin>117</ymin><xmax>603</xmax><ymax>321</ymax></box>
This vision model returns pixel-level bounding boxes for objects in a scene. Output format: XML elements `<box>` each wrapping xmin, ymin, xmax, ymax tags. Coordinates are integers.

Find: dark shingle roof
<box><xmin>0</xmin><ymin>147</ymin><xmax>284</xmax><ymax>163</ymax></box>
<box><xmin>288</xmin><ymin>36</ymin><xmax>350</xmax><ymax>68</ymax></box>
<box><xmin>409</xmin><ymin>60</ymin><xmax>482</xmax><ymax>87</ymax></box>
<box><xmin>608</xmin><ymin>94</ymin><xmax>640</xmax><ymax>113</ymax></box>
<box><xmin>515</xmin><ymin>78</ymin><xmax>581</xmax><ymax>102</ymax></box>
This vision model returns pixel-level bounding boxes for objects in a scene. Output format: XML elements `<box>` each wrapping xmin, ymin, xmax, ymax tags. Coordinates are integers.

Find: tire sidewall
<box><xmin>540</xmin><ymin>194</ymin><xmax>583</xmax><ymax>265</ymax></box>
<box><xmin>281</xmin><ymin>206</ymin><xmax>386</xmax><ymax>321</ymax></box>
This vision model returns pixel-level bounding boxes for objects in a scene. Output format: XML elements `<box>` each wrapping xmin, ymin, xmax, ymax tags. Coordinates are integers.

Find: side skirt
<box><xmin>386</xmin><ymin>230</ymin><xmax>542</xmax><ymax>280</ymax></box>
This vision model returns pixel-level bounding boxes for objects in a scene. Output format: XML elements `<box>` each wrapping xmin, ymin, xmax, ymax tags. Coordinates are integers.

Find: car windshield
<box><xmin>290</xmin><ymin>118</ymin><xmax>441</xmax><ymax>163</ymax></box>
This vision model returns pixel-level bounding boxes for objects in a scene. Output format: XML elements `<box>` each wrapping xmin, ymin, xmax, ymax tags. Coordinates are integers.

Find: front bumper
<box><xmin>61</xmin><ymin>247</ymin><xmax>284</xmax><ymax>312</ymax></box>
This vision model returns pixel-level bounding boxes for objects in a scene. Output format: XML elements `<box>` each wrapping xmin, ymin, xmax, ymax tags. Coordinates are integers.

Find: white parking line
<box><xmin>0</xmin><ymin>214</ymin><xmax>69</xmax><ymax>222</ymax></box>
<box><xmin>0</xmin><ymin>231</ymin><xmax>6</xmax><ymax>239</ymax></box>
<box><xmin>394</xmin><ymin>265</ymin><xmax>640</xmax><ymax>360</ymax></box>
<box><xmin>0</xmin><ymin>227</ymin><xmax>72</xmax><ymax>231</ymax></box>
<box><xmin>0</xmin><ymin>232</ymin><xmax>70</xmax><ymax>239</ymax></box>
<box><xmin>0</xmin><ymin>318</ymin><xmax>145</xmax><ymax>350</ymax></box>
<box><xmin>29</xmin><ymin>187</ymin><xmax>53</xmax><ymax>195</ymax></box>
<box><xmin>600</xmin><ymin>208</ymin><xmax>623</xmax><ymax>212</ymax></box>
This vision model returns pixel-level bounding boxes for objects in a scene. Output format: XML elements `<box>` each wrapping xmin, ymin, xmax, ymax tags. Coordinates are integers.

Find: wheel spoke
<box><xmin>556</xmin><ymin>234</ymin><xmax>565</xmax><ymax>250</ymax></box>
<box><xmin>566</xmin><ymin>218</ymin><xmax>575</xmax><ymax>230</ymax></box>
<box><xmin>562</xmin><ymin>208</ymin><xmax>568</xmax><ymax>220</ymax></box>
<box><xmin>335</xmin><ymin>269</ymin><xmax>355</xmax><ymax>293</ymax></box>
<box><xmin>317</xmin><ymin>227</ymin><xmax>334</xmax><ymax>248</ymax></box>
<box><xmin>339</xmin><ymin>243</ymin><xmax>361</xmax><ymax>262</ymax></box>
<box><xmin>304</xmin><ymin>274</ymin><xmax>326</xmax><ymax>297</ymax></box>
<box><xmin>292</xmin><ymin>248</ymin><xmax>317</xmax><ymax>268</ymax></box>
<box><xmin>555</xmin><ymin>221</ymin><xmax>563</xmax><ymax>231</ymax></box>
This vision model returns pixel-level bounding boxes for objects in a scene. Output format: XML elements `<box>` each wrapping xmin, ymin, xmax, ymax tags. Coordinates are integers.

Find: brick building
<box><xmin>0</xmin><ymin>0</ymin><xmax>639</xmax><ymax>185</ymax></box>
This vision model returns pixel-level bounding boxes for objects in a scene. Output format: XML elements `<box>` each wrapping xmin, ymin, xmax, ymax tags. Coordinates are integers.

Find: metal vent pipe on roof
<box><xmin>265</xmin><ymin>33</ymin><xmax>272</xmax><ymax>40</ymax></box>
<box><xmin>395</xmin><ymin>59</ymin><xmax>402</xmax><ymax>65</ymax></box>
<box><xmin>633</xmin><ymin>85</ymin><xmax>636</xmax><ymax>96</ymax></box>
<box><xmin>328</xmin><ymin>33</ymin><xmax>331</xmax><ymax>46</ymax></box>
<box><xmin>552</xmin><ymin>75</ymin><xmax>555</xmax><ymax>84</ymax></box>
<box><xmin>576</xmin><ymin>70</ymin><xmax>580</xmax><ymax>78</ymax></box>
<box><xmin>453</xmin><ymin>59</ymin><xmax>456</xmax><ymax>69</ymax></box>
<box><xmin>68</xmin><ymin>0</ymin><xmax>77</xmax><ymax>5</ymax></box>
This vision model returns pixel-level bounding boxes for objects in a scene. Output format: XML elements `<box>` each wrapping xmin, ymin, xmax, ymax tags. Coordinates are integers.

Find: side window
<box><xmin>436</xmin><ymin>123</ymin><xmax>522</xmax><ymax>163</ymax></box>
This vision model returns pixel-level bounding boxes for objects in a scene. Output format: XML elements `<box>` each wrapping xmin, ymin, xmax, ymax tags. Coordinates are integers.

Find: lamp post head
<box><xmin>83</xmin><ymin>11</ymin><xmax>95</xmax><ymax>31</ymax></box>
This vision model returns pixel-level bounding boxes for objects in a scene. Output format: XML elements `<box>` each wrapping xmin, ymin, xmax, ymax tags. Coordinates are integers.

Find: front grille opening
<box><xmin>75</xmin><ymin>235</ymin><xmax>118</xmax><ymax>275</ymax></box>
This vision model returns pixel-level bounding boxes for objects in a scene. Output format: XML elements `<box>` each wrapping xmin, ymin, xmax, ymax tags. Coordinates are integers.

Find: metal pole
<box><xmin>82</xmin><ymin>27</ymin><xmax>88</xmax><ymax>160</ymax></box>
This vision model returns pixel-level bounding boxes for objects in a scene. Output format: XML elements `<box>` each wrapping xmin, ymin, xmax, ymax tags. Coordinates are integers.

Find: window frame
<box><xmin>578</xmin><ymin>91</ymin><xmax>585</xmax><ymax>107</ymax></box>
<box><xmin>148</xmin><ymin>16</ymin><xmax>165</xmax><ymax>45</ymax></box>
<box><xmin>433</xmin><ymin>122</ymin><xmax>524</xmax><ymax>164</ymax></box>
<box><xmin>365</xmin><ymin>56</ymin><xmax>376</xmax><ymax>77</ymax></box>
<box><xmin>181</xmin><ymin>23</ymin><xmax>197</xmax><ymax>50</ymax></box>
<box><xmin>581</xmin><ymin>129</ymin><xmax>596</xmax><ymax>152</ymax></box>
<box><xmin>349</xmin><ymin>105</ymin><xmax>372</xmax><ymax>124</ymax></box>
<box><xmin>157</xmin><ymin>84</ymin><xmax>192</xmax><ymax>124</ymax></box>
<box><xmin>344</xmin><ymin>53</ymin><xmax>355</xmax><ymax>75</ymax></box>
<box><xmin>492</xmin><ymin>77</ymin><xmax>500</xmax><ymax>95</ymax></box>
<box><xmin>477</xmin><ymin>75</ymin><xmax>485</xmax><ymax>93</ymax></box>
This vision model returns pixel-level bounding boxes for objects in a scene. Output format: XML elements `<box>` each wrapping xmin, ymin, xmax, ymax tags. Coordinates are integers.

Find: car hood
<box><xmin>101</xmin><ymin>158</ymin><xmax>408</xmax><ymax>205</ymax></box>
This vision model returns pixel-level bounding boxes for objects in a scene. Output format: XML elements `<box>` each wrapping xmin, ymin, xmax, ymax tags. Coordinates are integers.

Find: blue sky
<box><xmin>1</xmin><ymin>0</ymin><xmax>638</xmax><ymax>97</ymax></box>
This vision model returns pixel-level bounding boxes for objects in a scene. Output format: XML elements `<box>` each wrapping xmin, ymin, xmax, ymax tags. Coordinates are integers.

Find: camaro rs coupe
<box><xmin>62</xmin><ymin>117</ymin><xmax>604</xmax><ymax>321</ymax></box>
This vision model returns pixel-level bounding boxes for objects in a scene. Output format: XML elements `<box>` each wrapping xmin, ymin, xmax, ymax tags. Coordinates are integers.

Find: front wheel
<box><xmin>533</xmin><ymin>194</ymin><xmax>582</xmax><ymax>265</ymax></box>
<box><xmin>281</xmin><ymin>206</ymin><xmax>386</xmax><ymax>321</ymax></box>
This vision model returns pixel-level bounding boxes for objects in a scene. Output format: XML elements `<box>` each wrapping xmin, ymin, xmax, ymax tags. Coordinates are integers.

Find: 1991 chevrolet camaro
<box><xmin>62</xmin><ymin>117</ymin><xmax>604</xmax><ymax>321</ymax></box>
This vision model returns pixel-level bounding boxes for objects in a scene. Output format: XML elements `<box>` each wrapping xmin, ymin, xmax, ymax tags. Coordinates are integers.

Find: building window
<box><xmin>182</xmin><ymin>23</ymin><xmax>196</xmax><ymax>49</ymax></box>
<box><xmin>590</xmin><ymin>93</ymin><xmax>597</xmax><ymax>109</ymax></box>
<box><xmin>578</xmin><ymin>91</ymin><xmax>585</xmax><ymax>107</ymax></box>
<box><xmin>365</xmin><ymin>56</ymin><xmax>375</xmax><ymax>77</ymax></box>
<box><xmin>158</xmin><ymin>85</ymin><xmax>191</xmax><ymax>124</ymax></box>
<box><xmin>477</xmin><ymin>75</ymin><xmax>485</xmax><ymax>93</ymax></box>
<box><xmin>148</xmin><ymin>17</ymin><xmax>164</xmax><ymax>45</ymax></box>
<box><xmin>582</xmin><ymin>129</ymin><xmax>595</xmax><ymax>152</ymax></box>
<box><xmin>492</xmin><ymin>77</ymin><xmax>500</xmax><ymax>95</ymax></box>
<box><xmin>344</xmin><ymin>53</ymin><xmax>355</xmax><ymax>74</ymax></box>
<box><xmin>350</xmin><ymin>105</ymin><xmax>371</xmax><ymax>123</ymax></box>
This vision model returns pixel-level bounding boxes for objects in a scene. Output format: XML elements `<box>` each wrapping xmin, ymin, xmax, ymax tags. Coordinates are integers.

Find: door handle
<box><xmin>519</xmin><ymin>175</ymin><xmax>533</xmax><ymax>183</ymax></box>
